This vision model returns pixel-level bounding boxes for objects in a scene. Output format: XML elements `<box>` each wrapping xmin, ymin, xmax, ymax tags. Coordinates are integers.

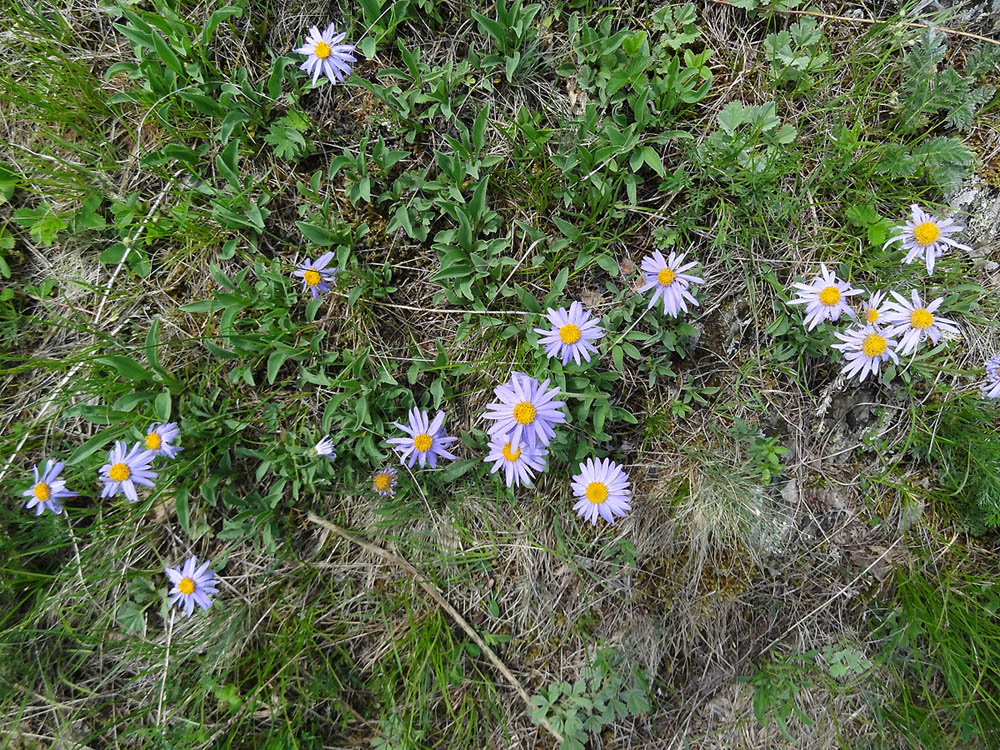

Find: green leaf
<box><xmin>439</xmin><ymin>457</ymin><xmax>479</xmax><ymax>482</ymax></box>
<box><xmin>151</xmin><ymin>32</ymin><xmax>183</xmax><ymax>74</ymax></box>
<box><xmin>145</xmin><ymin>316</ymin><xmax>162</xmax><ymax>372</ymax></box>
<box><xmin>266</xmin><ymin>348</ymin><xmax>295</xmax><ymax>384</ymax></box>
<box><xmin>176</xmin><ymin>484</ymin><xmax>191</xmax><ymax>537</ymax></box>
<box><xmin>116</xmin><ymin>600</ymin><xmax>146</xmax><ymax>635</ymax></box>
<box><xmin>155</xmin><ymin>390</ymin><xmax>172</xmax><ymax>421</ymax></box>
<box><xmin>296</xmin><ymin>221</ymin><xmax>338</xmax><ymax>245</ymax></box>
<box><xmin>0</xmin><ymin>163</ymin><xmax>18</xmax><ymax>203</ymax></box>
<box><xmin>216</xmin><ymin>138</ymin><xmax>241</xmax><ymax>188</ymax></box>
<box><xmin>95</xmin><ymin>355</ymin><xmax>154</xmax><ymax>382</ymax></box>
<box><xmin>67</xmin><ymin>426</ymin><xmax>129</xmax><ymax>465</ymax></box>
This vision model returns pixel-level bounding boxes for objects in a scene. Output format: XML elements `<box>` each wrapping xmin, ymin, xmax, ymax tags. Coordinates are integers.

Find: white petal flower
<box><xmin>883</xmin><ymin>204</ymin><xmax>972</xmax><ymax>276</ymax></box>
<box><xmin>882</xmin><ymin>290</ymin><xmax>960</xmax><ymax>356</ymax></box>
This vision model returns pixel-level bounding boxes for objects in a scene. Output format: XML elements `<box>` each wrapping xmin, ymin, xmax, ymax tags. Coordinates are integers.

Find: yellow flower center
<box><xmin>373</xmin><ymin>473</ymin><xmax>392</xmax><ymax>491</ymax></box>
<box><xmin>413</xmin><ymin>433</ymin><xmax>433</xmax><ymax>453</ymax></box>
<box><xmin>866</xmin><ymin>308</ymin><xmax>879</xmax><ymax>323</ymax></box>
<box><xmin>502</xmin><ymin>442</ymin><xmax>521</xmax><ymax>462</ymax></box>
<box><xmin>862</xmin><ymin>333</ymin><xmax>887</xmax><ymax>357</ymax></box>
<box><xmin>912</xmin><ymin>221</ymin><xmax>940</xmax><ymax>246</ymax></box>
<box><xmin>513</xmin><ymin>402</ymin><xmax>536</xmax><ymax>425</ymax></box>
<box><xmin>585</xmin><ymin>481</ymin><xmax>609</xmax><ymax>504</ymax></box>
<box><xmin>559</xmin><ymin>324</ymin><xmax>582</xmax><ymax>345</ymax></box>
<box><xmin>178</xmin><ymin>577</ymin><xmax>195</xmax><ymax>595</ymax></box>
<box><xmin>910</xmin><ymin>308</ymin><xmax>934</xmax><ymax>330</ymax></box>
<box><xmin>657</xmin><ymin>268</ymin><xmax>675</xmax><ymax>286</ymax></box>
<box><xmin>145</xmin><ymin>432</ymin><xmax>162</xmax><ymax>450</ymax></box>
<box><xmin>818</xmin><ymin>286</ymin><xmax>841</xmax><ymax>306</ymax></box>
<box><xmin>33</xmin><ymin>482</ymin><xmax>51</xmax><ymax>501</ymax></box>
<box><xmin>109</xmin><ymin>463</ymin><xmax>131</xmax><ymax>482</ymax></box>
<box><xmin>314</xmin><ymin>41</ymin><xmax>331</xmax><ymax>59</ymax></box>
<box><xmin>303</xmin><ymin>269</ymin><xmax>322</xmax><ymax>287</ymax></box>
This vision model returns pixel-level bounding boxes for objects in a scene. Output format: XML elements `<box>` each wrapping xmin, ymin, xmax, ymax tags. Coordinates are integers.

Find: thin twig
<box><xmin>709</xmin><ymin>0</ymin><xmax>1000</xmax><ymax>47</ymax></box>
<box><xmin>156</xmin><ymin>609</ymin><xmax>175</xmax><ymax>728</ymax></box>
<box><xmin>306</xmin><ymin>511</ymin><xmax>564</xmax><ymax>746</ymax></box>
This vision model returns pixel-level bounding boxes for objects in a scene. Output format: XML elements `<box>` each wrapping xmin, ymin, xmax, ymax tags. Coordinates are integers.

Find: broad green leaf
<box><xmin>96</xmin><ymin>355</ymin><xmax>154</xmax><ymax>382</ymax></box>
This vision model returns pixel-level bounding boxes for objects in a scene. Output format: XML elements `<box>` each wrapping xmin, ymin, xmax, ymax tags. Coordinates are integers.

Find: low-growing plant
<box><xmin>529</xmin><ymin>647</ymin><xmax>651</xmax><ymax>750</ymax></box>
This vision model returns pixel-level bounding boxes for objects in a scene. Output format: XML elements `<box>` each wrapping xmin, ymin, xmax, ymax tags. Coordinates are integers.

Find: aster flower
<box><xmin>832</xmin><ymin>325</ymin><xmax>900</xmax><ymax>382</ymax></box>
<box><xmin>859</xmin><ymin>290</ymin><xmax>889</xmax><ymax>326</ymax></box>
<box><xmin>787</xmin><ymin>263</ymin><xmax>861</xmax><ymax>330</ymax></box>
<box><xmin>484</xmin><ymin>435</ymin><xmax>547</xmax><ymax>489</ymax></box>
<box><xmin>99</xmin><ymin>441</ymin><xmax>157</xmax><ymax>503</ymax></box>
<box><xmin>144</xmin><ymin>422</ymin><xmax>181</xmax><ymax>459</ymax></box>
<box><xmin>165</xmin><ymin>556</ymin><xmax>219</xmax><ymax>617</ymax></box>
<box><xmin>638</xmin><ymin>250</ymin><xmax>704</xmax><ymax>317</ymax></box>
<box><xmin>571</xmin><ymin>457</ymin><xmax>632</xmax><ymax>525</ymax></box>
<box><xmin>21</xmin><ymin>460</ymin><xmax>76</xmax><ymax>516</ymax></box>
<box><xmin>293</xmin><ymin>252</ymin><xmax>338</xmax><ymax>299</ymax></box>
<box><xmin>293</xmin><ymin>24</ymin><xmax>356</xmax><ymax>86</ymax></box>
<box><xmin>313</xmin><ymin>435</ymin><xmax>336</xmax><ymax>459</ymax></box>
<box><xmin>982</xmin><ymin>355</ymin><xmax>1000</xmax><ymax>399</ymax></box>
<box><xmin>482</xmin><ymin>372</ymin><xmax>566</xmax><ymax>450</ymax></box>
<box><xmin>387</xmin><ymin>407</ymin><xmax>458</xmax><ymax>469</ymax></box>
<box><xmin>883</xmin><ymin>204</ymin><xmax>972</xmax><ymax>276</ymax></box>
<box><xmin>534</xmin><ymin>302</ymin><xmax>604</xmax><ymax>366</ymax></box>
<box><xmin>372</xmin><ymin>466</ymin><xmax>398</xmax><ymax>497</ymax></box>
<box><xmin>883</xmin><ymin>290</ymin><xmax>961</xmax><ymax>356</ymax></box>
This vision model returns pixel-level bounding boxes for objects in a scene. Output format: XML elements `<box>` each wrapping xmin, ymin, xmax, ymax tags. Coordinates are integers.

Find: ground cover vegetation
<box><xmin>2</xmin><ymin>0</ymin><xmax>1000</xmax><ymax>746</ymax></box>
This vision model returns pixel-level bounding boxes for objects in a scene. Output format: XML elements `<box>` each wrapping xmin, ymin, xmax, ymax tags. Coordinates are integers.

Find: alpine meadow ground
<box><xmin>2</xmin><ymin>0</ymin><xmax>1000</xmax><ymax>748</ymax></box>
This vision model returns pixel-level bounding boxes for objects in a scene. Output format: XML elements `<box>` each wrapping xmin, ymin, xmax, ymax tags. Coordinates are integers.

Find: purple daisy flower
<box><xmin>983</xmin><ymin>355</ymin><xmax>1000</xmax><ymax>399</ymax></box>
<box><xmin>883</xmin><ymin>290</ymin><xmax>961</xmax><ymax>355</ymax></box>
<box><xmin>482</xmin><ymin>372</ymin><xmax>566</xmax><ymax>450</ymax></box>
<box><xmin>294</xmin><ymin>24</ymin><xmax>356</xmax><ymax>86</ymax></box>
<box><xmin>859</xmin><ymin>290</ymin><xmax>890</xmax><ymax>326</ymax></box>
<box><xmin>372</xmin><ymin>466</ymin><xmax>398</xmax><ymax>497</ymax></box>
<box><xmin>313</xmin><ymin>434</ymin><xmax>336</xmax><ymax>459</ymax></box>
<box><xmin>831</xmin><ymin>325</ymin><xmax>900</xmax><ymax>382</ymax></box>
<box><xmin>387</xmin><ymin>407</ymin><xmax>458</xmax><ymax>469</ymax></box>
<box><xmin>165</xmin><ymin>556</ymin><xmax>219</xmax><ymax>617</ymax></box>
<box><xmin>144</xmin><ymin>422</ymin><xmax>181</xmax><ymax>458</ymax></box>
<box><xmin>787</xmin><ymin>263</ymin><xmax>861</xmax><ymax>330</ymax></box>
<box><xmin>21</xmin><ymin>460</ymin><xmax>76</xmax><ymax>515</ymax></box>
<box><xmin>571</xmin><ymin>457</ymin><xmax>632</xmax><ymax>525</ymax></box>
<box><xmin>638</xmin><ymin>250</ymin><xmax>704</xmax><ymax>317</ymax></box>
<box><xmin>534</xmin><ymin>301</ymin><xmax>604</xmax><ymax>366</ymax></box>
<box><xmin>883</xmin><ymin>204</ymin><xmax>972</xmax><ymax>276</ymax></box>
<box><xmin>484</xmin><ymin>434</ymin><xmax>547</xmax><ymax>489</ymax></box>
<box><xmin>293</xmin><ymin>252</ymin><xmax>338</xmax><ymax>299</ymax></box>
<box><xmin>99</xmin><ymin>441</ymin><xmax>157</xmax><ymax>503</ymax></box>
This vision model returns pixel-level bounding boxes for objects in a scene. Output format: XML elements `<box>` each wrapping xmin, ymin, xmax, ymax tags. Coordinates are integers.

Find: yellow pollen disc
<box><xmin>303</xmin><ymin>269</ymin><xmax>321</xmax><ymax>287</ymax></box>
<box><xmin>314</xmin><ymin>41</ymin><xmax>331</xmax><ymax>59</ymax></box>
<box><xmin>413</xmin><ymin>433</ymin><xmax>433</xmax><ymax>452</ymax></box>
<box><xmin>862</xmin><ymin>334</ymin><xmax>887</xmax><ymax>357</ymax></box>
<box><xmin>657</xmin><ymin>268</ymin><xmax>675</xmax><ymax>286</ymax></box>
<box><xmin>910</xmin><ymin>308</ymin><xmax>934</xmax><ymax>330</ymax></box>
<box><xmin>145</xmin><ymin>432</ymin><xmax>162</xmax><ymax>450</ymax></box>
<box><xmin>33</xmin><ymin>482</ymin><xmax>51</xmax><ymax>501</ymax></box>
<box><xmin>559</xmin><ymin>324</ymin><xmax>582</xmax><ymax>344</ymax></box>
<box><xmin>512</xmin><ymin>402</ymin><xmax>536</xmax><ymax>425</ymax></box>
<box><xmin>178</xmin><ymin>577</ymin><xmax>195</xmax><ymax>595</ymax></box>
<box><xmin>109</xmin><ymin>462</ymin><xmax>131</xmax><ymax>482</ymax></box>
<box><xmin>502</xmin><ymin>442</ymin><xmax>521</xmax><ymax>462</ymax></box>
<box><xmin>866</xmin><ymin>308</ymin><xmax>879</xmax><ymax>323</ymax></box>
<box><xmin>912</xmin><ymin>221</ymin><xmax>940</xmax><ymax>246</ymax></box>
<box><xmin>585</xmin><ymin>482</ymin><xmax>609</xmax><ymax>504</ymax></box>
<box><xmin>818</xmin><ymin>285</ymin><xmax>841</xmax><ymax>306</ymax></box>
<box><xmin>373</xmin><ymin>473</ymin><xmax>391</xmax><ymax>491</ymax></box>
